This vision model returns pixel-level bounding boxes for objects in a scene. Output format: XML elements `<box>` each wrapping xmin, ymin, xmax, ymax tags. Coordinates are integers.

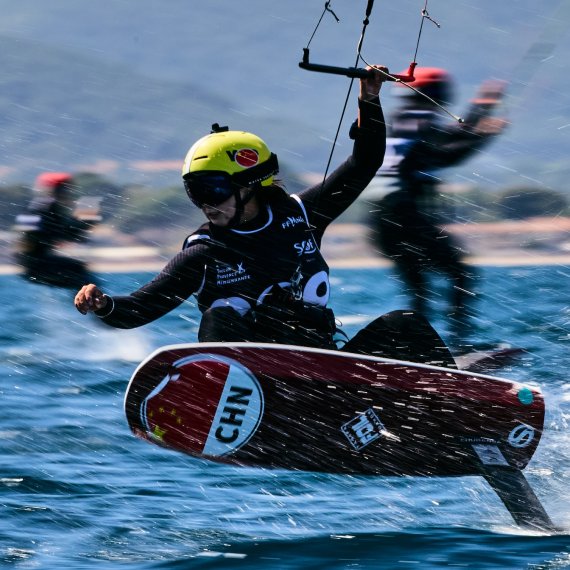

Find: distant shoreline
<box><xmin>2</xmin><ymin>253</ymin><xmax>570</xmax><ymax>277</ymax></box>
<box><xmin>1</xmin><ymin>218</ymin><xmax>569</xmax><ymax>275</ymax></box>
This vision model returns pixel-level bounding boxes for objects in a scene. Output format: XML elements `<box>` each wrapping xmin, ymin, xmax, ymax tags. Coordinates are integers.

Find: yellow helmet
<box><xmin>182</xmin><ymin>125</ymin><xmax>278</xmax><ymax>207</ymax></box>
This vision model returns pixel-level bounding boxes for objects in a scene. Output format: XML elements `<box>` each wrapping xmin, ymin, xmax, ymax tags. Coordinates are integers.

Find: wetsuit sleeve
<box><xmin>95</xmin><ymin>243</ymin><xmax>210</xmax><ymax>329</ymax></box>
<box><xmin>297</xmin><ymin>97</ymin><xmax>386</xmax><ymax>235</ymax></box>
<box><xmin>402</xmin><ymin>104</ymin><xmax>501</xmax><ymax>172</ymax></box>
<box><xmin>63</xmin><ymin>216</ymin><xmax>93</xmax><ymax>242</ymax></box>
<box><xmin>44</xmin><ymin>202</ymin><xmax>91</xmax><ymax>243</ymax></box>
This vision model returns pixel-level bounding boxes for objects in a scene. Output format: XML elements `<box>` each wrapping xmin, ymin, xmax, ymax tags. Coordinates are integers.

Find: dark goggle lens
<box><xmin>184</xmin><ymin>174</ymin><xmax>235</xmax><ymax>208</ymax></box>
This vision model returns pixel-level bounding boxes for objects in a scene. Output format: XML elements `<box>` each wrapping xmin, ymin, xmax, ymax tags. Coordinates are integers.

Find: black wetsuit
<box><xmin>370</xmin><ymin>103</ymin><xmax>499</xmax><ymax>334</ymax></box>
<box><xmin>14</xmin><ymin>197</ymin><xmax>93</xmax><ymax>290</ymax></box>
<box><xmin>96</xmin><ymin>97</ymin><xmax>455</xmax><ymax>366</ymax></box>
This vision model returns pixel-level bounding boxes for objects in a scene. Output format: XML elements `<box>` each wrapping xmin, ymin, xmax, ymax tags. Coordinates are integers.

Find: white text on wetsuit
<box><xmin>216</xmin><ymin>262</ymin><xmax>251</xmax><ymax>286</ymax></box>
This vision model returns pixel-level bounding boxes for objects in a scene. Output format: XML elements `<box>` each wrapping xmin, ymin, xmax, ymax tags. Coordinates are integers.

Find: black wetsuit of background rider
<box><xmin>94</xmin><ymin>97</ymin><xmax>455</xmax><ymax>367</ymax></box>
<box><xmin>370</xmin><ymin>95</ymin><xmax>504</xmax><ymax>337</ymax></box>
<box><xmin>15</xmin><ymin>195</ymin><xmax>93</xmax><ymax>290</ymax></box>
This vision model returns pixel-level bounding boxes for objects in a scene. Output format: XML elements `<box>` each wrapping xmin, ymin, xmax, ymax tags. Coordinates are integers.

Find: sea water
<box><xmin>1</xmin><ymin>265</ymin><xmax>569</xmax><ymax>569</ymax></box>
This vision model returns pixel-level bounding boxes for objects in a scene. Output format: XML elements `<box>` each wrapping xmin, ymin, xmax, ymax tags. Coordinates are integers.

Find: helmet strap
<box><xmin>229</xmin><ymin>186</ymin><xmax>258</xmax><ymax>228</ymax></box>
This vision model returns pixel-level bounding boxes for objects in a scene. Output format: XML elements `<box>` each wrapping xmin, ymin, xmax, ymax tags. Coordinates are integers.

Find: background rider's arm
<box><xmin>65</xmin><ymin>215</ymin><xmax>97</xmax><ymax>243</ymax></box>
<box><xmin>403</xmin><ymin>80</ymin><xmax>507</xmax><ymax>171</ymax></box>
<box><xmin>95</xmin><ymin>244</ymin><xmax>209</xmax><ymax>328</ymax></box>
<box><xmin>37</xmin><ymin>201</ymin><xmax>94</xmax><ymax>243</ymax></box>
<box><xmin>403</xmin><ymin>112</ymin><xmax>506</xmax><ymax>173</ymax></box>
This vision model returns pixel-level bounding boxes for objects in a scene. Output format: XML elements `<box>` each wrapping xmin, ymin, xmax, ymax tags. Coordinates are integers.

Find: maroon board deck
<box><xmin>124</xmin><ymin>343</ymin><xmax>544</xmax><ymax>478</ymax></box>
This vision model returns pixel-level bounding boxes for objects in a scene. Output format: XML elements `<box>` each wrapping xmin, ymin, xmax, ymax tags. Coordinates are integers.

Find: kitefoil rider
<box><xmin>74</xmin><ymin>66</ymin><xmax>456</xmax><ymax>367</ymax></box>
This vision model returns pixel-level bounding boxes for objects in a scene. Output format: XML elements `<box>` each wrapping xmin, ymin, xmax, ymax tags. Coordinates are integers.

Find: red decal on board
<box><xmin>144</xmin><ymin>360</ymin><xmax>229</xmax><ymax>453</ymax></box>
<box><xmin>142</xmin><ymin>355</ymin><xmax>264</xmax><ymax>457</ymax></box>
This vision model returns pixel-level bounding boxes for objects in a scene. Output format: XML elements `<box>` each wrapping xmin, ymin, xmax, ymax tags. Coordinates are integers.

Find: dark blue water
<box><xmin>1</xmin><ymin>266</ymin><xmax>569</xmax><ymax>569</ymax></box>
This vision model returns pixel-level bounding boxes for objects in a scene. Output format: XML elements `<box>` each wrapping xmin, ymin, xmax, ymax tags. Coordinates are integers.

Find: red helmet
<box><xmin>409</xmin><ymin>67</ymin><xmax>451</xmax><ymax>88</ymax></box>
<box><xmin>34</xmin><ymin>172</ymin><xmax>73</xmax><ymax>195</ymax></box>
<box><xmin>398</xmin><ymin>67</ymin><xmax>454</xmax><ymax>105</ymax></box>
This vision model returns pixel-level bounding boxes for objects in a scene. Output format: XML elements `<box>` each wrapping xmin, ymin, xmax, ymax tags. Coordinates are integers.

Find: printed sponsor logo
<box><xmin>227</xmin><ymin>148</ymin><xmax>259</xmax><ymax>168</ymax></box>
<box><xmin>203</xmin><ymin>358</ymin><xmax>264</xmax><ymax>456</ymax></box>
<box><xmin>216</xmin><ymin>262</ymin><xmax>250</xmax><ymax>286</ymax></box>
<box><xmin>282</xmin><ymin>215</ymin><xmax>305</xmax><ymax>229</ymax></box>
<box><xmin>341</xmin><ymin>408</ymin><xmax>384</xmax><ymax>451</ymax></box>
<box><xmin>508</xmin><ymin>424</ymin><xmax>535</xmax><ymax>448</ymax></box>
<box><xmin>472</xmin><ymin>443</ymin><xmax>509</xmax><ymax>466</ymax></box>
<box><xmin>293</xmin><ymin>238</ymin><xmax>317</xmax><ymax>256</ymax></box>
<box><xmin>459</xmin><ymin>436</ymin><xmax>497</xmax><ymax>444</ymax></box>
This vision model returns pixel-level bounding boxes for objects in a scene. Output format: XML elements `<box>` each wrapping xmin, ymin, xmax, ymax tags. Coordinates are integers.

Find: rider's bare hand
<box><xmin>74</xmin><ymin>284</ymin><xmax>108</xmax><ymax>315</ymax></box>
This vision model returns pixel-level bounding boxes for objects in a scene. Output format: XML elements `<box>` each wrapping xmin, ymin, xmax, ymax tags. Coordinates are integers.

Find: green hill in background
<box><xmin>0</xmin><ymin>35</ymin><xmax>322</xmax><ymax>187</ymax></box>
<box><xmin>0</xmin><ymin>0</ymin><xmax>569</xmax><ymax>192</ymax></box>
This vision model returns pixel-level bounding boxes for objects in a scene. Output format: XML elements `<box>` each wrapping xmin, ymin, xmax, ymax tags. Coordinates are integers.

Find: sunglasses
<box><xmin>183</xmin><ymin>173</ymin><xmax>236</xmax><ymax>208</ymax></box>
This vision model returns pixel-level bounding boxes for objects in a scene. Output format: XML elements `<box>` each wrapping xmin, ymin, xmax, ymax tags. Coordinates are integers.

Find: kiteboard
<box><xmin>124</xmin><ymin>342</ymin><xmax>554</xmax><ymax>530</ymax></box>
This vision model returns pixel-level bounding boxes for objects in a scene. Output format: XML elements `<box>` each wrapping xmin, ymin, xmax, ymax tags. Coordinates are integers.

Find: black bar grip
<box><xmin>299</xmin><ymin>49</ymin><xmax>416</xmax><ymax>83</ymax></box>
<box><xmin>298</xmin><ymin>60</ymin><xmax>373</xmax><ymax>79</ymax></box>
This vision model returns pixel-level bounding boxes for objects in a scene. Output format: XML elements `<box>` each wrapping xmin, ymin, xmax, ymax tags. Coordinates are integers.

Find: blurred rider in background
<box><xmin>14</xmin><ymin>172</ymin><xmax>101</xmax><ymax>290</ymax></box>
<box><xmin>368</xmin><ymin>67</ymin><xmax>507</xmax><ymax>343</ymax></box>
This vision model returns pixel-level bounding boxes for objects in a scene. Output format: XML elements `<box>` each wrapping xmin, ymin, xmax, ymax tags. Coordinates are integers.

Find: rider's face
<box><xmin>201</xmin><ymin>194</ymin><xmax>238</xmax><ymax>227</ymax></box>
